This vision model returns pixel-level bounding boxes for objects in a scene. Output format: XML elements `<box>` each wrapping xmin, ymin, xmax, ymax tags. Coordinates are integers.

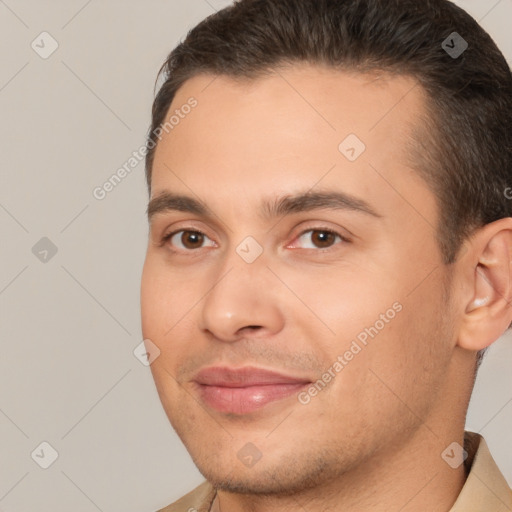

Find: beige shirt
<box><xmin>157</xmin><ymin>432</ymin><xmax>512</xmax><ymax>512</ymax></box>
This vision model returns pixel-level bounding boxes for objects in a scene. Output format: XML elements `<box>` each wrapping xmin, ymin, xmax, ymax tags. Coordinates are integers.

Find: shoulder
<box><xmin>156</xmin><ymin>481</ymin><xmax>216</xmax><ymax>512</ymax></box>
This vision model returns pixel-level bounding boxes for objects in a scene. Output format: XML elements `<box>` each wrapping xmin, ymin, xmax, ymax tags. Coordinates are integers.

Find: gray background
<box><xmin>0</xmin><ymin>1</ymin><xmax>511</xmax><ymax>511</ymax></box>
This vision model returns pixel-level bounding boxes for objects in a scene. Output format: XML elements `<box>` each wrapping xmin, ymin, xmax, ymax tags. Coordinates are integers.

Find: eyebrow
<box><xmin>147</xmin><ymin>190</ymin><xmax>382</xmax><ymax>222</ymax></box>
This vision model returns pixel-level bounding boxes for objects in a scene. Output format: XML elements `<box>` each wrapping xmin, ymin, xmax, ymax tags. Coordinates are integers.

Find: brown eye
<box><xmin>166</xmin><ymin>230</ymin><xmax>215</xmax><ymax>251</ymax></box>
<box><xmin>181</xmin><ymin>231</ymin><xmax>204</xmax><ymax>249</ymax></box>
<box><xmin>311</xmin><ymin>230</ymin><xmax>337</xmax><ymax>248</ymax></box>
<box><xmin>295</xmin><ymin>229</ymin><xmax>344</xmax><ymax>249</ymax></box>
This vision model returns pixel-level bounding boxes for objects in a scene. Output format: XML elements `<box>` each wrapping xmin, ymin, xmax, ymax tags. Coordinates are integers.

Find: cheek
<box><xmin>140</xmin><ymin>255</ymin><xmax>160</xmax><ymax>329</ymax></box>
<box><xmin>360</xmin><ymin>272</ymin><xmax>453</xmax><ymax>415</ymax></box>
<box><xmin>299</xmin><ymin>260</ymin><xmax>445</xmax><ymax>385</ymax></box>
<box><xmin>141</xmin><ymin>256</ymin><xmax>211</xmax><ymax>391</ymax></box>
<box><xmin>293</xmin><ymin>267</ymin><xmax>401</xmax><ymax>349</ymax></box>
<box><xmin>140</xmin><ymin>255</ymin><xmax>201</xmax><ymax>338</ymax></box>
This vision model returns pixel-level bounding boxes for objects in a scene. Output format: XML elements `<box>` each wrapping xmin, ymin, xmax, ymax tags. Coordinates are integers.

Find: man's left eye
<box><xmin>292</xmin><ymin>229</ymin><xmax>346</xmax><ymax>249</ymax></box>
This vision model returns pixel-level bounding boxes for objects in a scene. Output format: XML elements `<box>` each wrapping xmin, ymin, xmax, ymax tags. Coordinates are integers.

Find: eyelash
<box><xmin>159</xmin><ymin>227</ymin><xmax>350</xmax><ymax>252</ymax></box>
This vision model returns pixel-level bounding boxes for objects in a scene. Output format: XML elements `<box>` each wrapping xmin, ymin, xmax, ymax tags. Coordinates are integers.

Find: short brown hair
<box><xmin>145</xmin><ymin>0</ymin><xmax>512</xmax><ymax>266</ymax></box>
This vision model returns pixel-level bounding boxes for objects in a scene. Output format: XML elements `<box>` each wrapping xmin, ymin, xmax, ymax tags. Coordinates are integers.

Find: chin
<box><xmin>192</xmin><ymin>449</ymin><xmax>337</xmax><ymax>496</ymax></box>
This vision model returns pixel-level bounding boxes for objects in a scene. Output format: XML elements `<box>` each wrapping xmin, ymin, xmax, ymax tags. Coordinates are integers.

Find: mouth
<box><xmin>192</xmin><ymin>366</ymin><xmax>311</xmax><ymax>415</ymax></box>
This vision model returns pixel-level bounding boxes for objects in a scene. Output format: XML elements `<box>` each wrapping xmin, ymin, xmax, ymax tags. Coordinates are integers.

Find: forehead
<box><xmin>150</xmin><ymin>64</ymin><xmax>436</xmax><ymax>228</ymax></box>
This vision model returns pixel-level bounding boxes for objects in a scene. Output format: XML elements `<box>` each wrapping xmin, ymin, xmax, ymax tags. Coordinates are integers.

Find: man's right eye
<box><xmin>162</xmin><ymin>229</ymin><xmax>216</xmax><ymax>251</ymax></box>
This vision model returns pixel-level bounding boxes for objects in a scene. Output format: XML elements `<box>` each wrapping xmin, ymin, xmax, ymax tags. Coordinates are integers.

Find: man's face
<box><xmin>141</xmin><ymin>65</ymin><xmax>456</xmax><ymax>494</ymax></box>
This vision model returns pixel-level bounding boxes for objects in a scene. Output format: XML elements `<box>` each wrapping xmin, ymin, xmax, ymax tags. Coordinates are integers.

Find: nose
<box><xmin>199</xmin><ymin>259</ymin><xmax>285</xmax><ymax>343</ymax></box>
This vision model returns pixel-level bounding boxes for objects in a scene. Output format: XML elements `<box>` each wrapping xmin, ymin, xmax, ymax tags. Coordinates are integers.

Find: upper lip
<box><xmin>193</xmin><ymin>366</ymin><xmax>312</xmax><ymax>388</ymax></box>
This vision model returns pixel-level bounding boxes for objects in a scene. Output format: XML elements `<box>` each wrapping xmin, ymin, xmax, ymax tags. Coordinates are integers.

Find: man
<box><xmin>140</xmin><ymin>0</ymin><xmax>512</xmax><ymax>510</ymax></box>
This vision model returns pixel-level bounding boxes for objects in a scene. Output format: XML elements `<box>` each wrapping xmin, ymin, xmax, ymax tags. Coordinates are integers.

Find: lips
<box><xmin>193</xmin><ymin>366</ymin><xmax>311</xmax><ymax>414</ymax></box>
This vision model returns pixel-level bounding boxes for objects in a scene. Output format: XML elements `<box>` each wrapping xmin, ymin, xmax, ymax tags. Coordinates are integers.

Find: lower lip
<box><xmin>196</xmin><ymin>383</ymin><xmax>308</xmax><ymax>414</ymax></box>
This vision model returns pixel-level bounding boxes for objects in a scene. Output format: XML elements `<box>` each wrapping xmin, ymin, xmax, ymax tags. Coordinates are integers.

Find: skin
<box><xmin>140</xmin><ymin>64</ymin><xmax>512</xmax><ymax>512</ymax></box>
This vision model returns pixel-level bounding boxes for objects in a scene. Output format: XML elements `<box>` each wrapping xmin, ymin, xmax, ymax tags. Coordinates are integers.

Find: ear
<box><xmin>458</xmin><ymin>218</ymin><xmax>512</xmax><ymax>351</ymax></box>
